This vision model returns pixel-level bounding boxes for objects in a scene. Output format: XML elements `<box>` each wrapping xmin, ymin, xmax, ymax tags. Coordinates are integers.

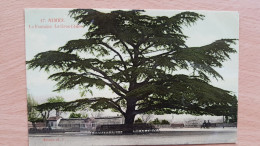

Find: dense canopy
<box><xmin>27</xmin><ymin>9</ymin><xmax>238</xmax><ymax>126</ymax></box>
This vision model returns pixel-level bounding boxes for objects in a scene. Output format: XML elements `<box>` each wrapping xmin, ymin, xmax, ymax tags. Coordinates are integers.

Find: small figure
<box><xmin>201</xmin><ymin>120</ymin><xmax>207</xmax><ymax>128</ymax></box>
<box><xmin>207</xmin><ymin>120</ymin><xmax>211</xmax><ymax>128</ymax></box>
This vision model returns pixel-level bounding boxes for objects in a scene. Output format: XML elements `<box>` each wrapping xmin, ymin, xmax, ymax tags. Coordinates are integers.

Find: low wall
<box><xmin>29</xmin><ymin>127</ymin><xmax>80</xmax><ymax>134</ymax></box>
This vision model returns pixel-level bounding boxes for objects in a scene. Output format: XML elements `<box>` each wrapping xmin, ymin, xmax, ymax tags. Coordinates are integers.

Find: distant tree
<box><xmin>27</xmin><ymin>9</ymin><xmax>238</xmax><ymax>133</ymax></box>
<box><xmin>27</xmin><ymin>94</ymin><xmax>42</xmax><ymax>128</ymax></box>
<box><xmin>47</xmin><ymin>96</ymin><xmax>65</xmax><ymax>116</ymax></box>
<box><xmin>69</xmin><ymin>112</ymin><xmax>82</xmax><ymax>118</ymax></box>
<box><xmin>27</xmin><ymin>94</ymin><xmax>39</xmax><ymax>120</ymax></box>
<box><xmin>226</xmin><ymin>99</ymin><xmax>238</xmax><ymax>123</ymax></box>
<box><xmin>36</xmin><ymin>105</ymin><xmax>51</xmax><ymax>123</ymax></box>
<box><xmin>36</xmin><ymin>96</ymin><xmax>65</xmax><ymax>123</ymax></box>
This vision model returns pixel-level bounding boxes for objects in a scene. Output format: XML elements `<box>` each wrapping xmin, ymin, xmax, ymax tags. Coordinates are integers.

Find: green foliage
<box><xmin>28</xmin><ymin>117</ymin><xmax>43</xmax><ymax>123</ymax></box>
<box><xmin>27</xmin><ymin>9</ymin><xmax>238</xmax><ymax>124</ymax></box>
<box><xmin>161</xmin><ymin>119</ymin><xmax>170</xmax><ymax>125</ymax></box>
<box><xmin>152</xmin><ymin>118</ymin><xmax>161</xmax><ymax>125</ymax></box>
<box><xmin>33</xmin><ymin>96</ymin><xmax>66</xmax><ymax>121</ymax></box>
<box><xmin>43</xmin><ymin>96</ymin><xmax>65</xmax><ymax>112</ymax></box>
<box><xmin>134</xmin><ymin>118</ymin><xmax>143</xmax><ymax>123</ymax></box>
<box><xmin>27</xmin><ymin>94</ymin><xmax>41</xmax><ymax>122</ymax></box>
<box><xmin>47</xmin><ymin>96</ymin><xmax>65</xmax><ymax>103</ymax></box>
<box><xmin>150</xmin><ymin>119</ymin><xmax>170</xmax><ymax>125</ymax></box>
<box><xmin>69</xmin><ymin>112</ymin><xmax>82</xmax><ymax>118</ymax></box>
<box><xmin>68</xmin><ymin>112</ymin><xmax>88</xmax><ymax>118</ymax></box>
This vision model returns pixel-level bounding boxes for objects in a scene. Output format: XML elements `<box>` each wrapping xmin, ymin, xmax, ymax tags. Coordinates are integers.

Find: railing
<box><xmin>91</xmin><ymin>123</ymin><xmax>159</xmax><ymax>135</ymax></box>
<box><xmin>28</xmin><ymin>127</ymin><xmax>80</xmax><ymax>134</ymax></box>
<box><xmin>216</xmin><ymin>123</ymin><xmax>237</xmax><ymax>128</ymax></box>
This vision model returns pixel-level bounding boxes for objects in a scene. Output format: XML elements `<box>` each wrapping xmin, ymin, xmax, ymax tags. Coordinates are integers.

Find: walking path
<box><xmin>29</xmin><ymin>128</ymin><xmax>237</xmax><ymax>146</ymax></box>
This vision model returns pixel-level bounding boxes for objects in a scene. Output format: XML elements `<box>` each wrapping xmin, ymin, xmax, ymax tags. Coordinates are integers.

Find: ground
<box><xmin>29</xmin><ymin>128</ymin><xmax>237</xmax><ymax>146</ymax></box>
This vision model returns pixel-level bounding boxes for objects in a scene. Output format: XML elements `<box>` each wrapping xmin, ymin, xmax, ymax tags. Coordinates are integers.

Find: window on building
<box><xmin>92</xmin><ymin>123</ymin><xmax>96</xmax><ymax>127</ymax></box>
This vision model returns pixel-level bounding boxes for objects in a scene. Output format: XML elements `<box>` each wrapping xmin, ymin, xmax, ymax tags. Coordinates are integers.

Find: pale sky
<box><xmin>25</xmin><ymin>9</ymin><xmax>239</xmax><ymax>106</ymax></box>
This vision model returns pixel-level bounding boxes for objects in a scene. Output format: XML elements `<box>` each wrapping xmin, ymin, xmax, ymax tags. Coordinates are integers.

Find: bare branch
<box><xmin>140</xmin><ymin>43</ymin><xmax>154</xmax><ymax>53</ymax></box>
<box><xmin>120</xmin><ymin>40</ymin><xmax>134</xmax><ymax>62</ymax></box>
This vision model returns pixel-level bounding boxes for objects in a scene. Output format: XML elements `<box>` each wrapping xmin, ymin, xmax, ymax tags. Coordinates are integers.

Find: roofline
<box><xmin>94</xmin><ymin>116</ymin><xmax>123</xmax><ymax>119</ymax></box>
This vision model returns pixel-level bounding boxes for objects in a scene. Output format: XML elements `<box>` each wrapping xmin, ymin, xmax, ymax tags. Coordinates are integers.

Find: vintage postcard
<box><xmin>25</xmin><ymin>8</ymin><xmax>238</xmax><ymax>146</ymax></box>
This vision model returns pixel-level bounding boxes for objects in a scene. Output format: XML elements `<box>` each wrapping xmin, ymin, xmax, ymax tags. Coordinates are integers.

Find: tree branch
<box><xmin>120</xmin><ymin>40</ymin><xmax>135</xmax><ymax>63</ymax></box>
<box><xmin>140</xmin><ymin>43</ymin><xmax>154</xmax><ymax>53</ymax></box>
<box><xmin>105</xmin><ymin>83</ymin><xmax>126</xmax><ymax>97</ymax></box>
<box><xmin>90</xmin><ymin>66</ymin><xmax>128</xmax><ymax>94</ymax></box>
<box><xmin>81</xmin><ymin>70</ymin><xmax>126</xmax><ymax>97</ymax></box>
<box><xmin>68</xmin><ymin>97</ymin><xmax>126</xmax><ymax>116</ymax></box>
<box><xmin>100</xmin><ymin>42</ymin><xmax>127</xmax><ymax>70</ymax></box>
<box><xmin>109</xmin><ymin>99</ymin><xmax>126</xmax><ymax>116</ymax></box>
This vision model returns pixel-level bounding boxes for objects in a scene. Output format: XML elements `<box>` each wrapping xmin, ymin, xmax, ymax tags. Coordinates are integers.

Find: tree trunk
<box><xmin>124</xmin><ymin>113</ymin><xmax>136</xmax><ymax>125</ymax></box>
<box><xmin>123</xmin><ymin>99</ymin><xmax>136</xmax><ymax>134</ymax></box>
<box><xmin>56</xmin><ymin>109</ymin><xmax>60</xmax><ymax>117</ymax></box>
<box><xmin>123</xmin><ymin>113</ymin><xmax>136</xmax><ymax>134</ymax></box>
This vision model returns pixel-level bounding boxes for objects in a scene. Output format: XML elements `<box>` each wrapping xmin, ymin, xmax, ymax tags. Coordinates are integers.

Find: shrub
<box><xmin>69</xmin><ymin>112</ymin><xmax>82</xmax><ymax>118</ymax></box>
<box><xmin>152</xmin><ymin>118</ymin><xmax>161</xmax><ymax>125</ymax></box>
<box><xmin>161</xmin><ymin>119</ymin><xmax>170</xmax><ymax>125</ymax></box>
<box><xmin>134</xmin><ymin>118</ymin><xmax>143</xmax><ymax>123</ymax></box>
